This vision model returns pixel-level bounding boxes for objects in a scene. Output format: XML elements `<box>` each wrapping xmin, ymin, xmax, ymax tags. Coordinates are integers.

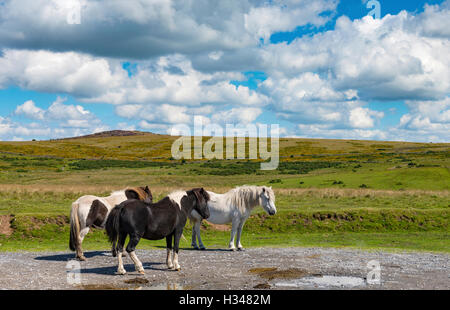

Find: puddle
<box><xmin>124</xmin><ymin>277</ymin><xmax>149</xmax><ymax>284</ymax></box>
<box><xmin>248</xmin><ymin>267</ymin><xmax>309</xmax><ymax>280</ymax></box>
<box><xmin>254</xmin><ymin>283</ymin><xmax>271</xmax><ymax>289</ymax></box>
<box><xmin>275</xmin><ymin>275</ymin><xmax>366</xmax><ymax>288</ymax></box>
<box><xmin>81</xmin><ymin>284</ymin><xmax>129</xmax><ymax>290</ymax></box>
<box><xmin>80</xmin><ymin>281</ymin><xmax>189</xmax><ymax>290</ymax></box>
<box><xmin>147</xmin><ymin>283</ymin><xmax>187</xmax><ymax>290</ymax></box>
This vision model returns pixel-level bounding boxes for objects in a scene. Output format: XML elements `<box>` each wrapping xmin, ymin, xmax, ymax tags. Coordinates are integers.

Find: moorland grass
<box><xmin>0</xmin><ymin>135</ymin><xmax>448</xmax><ymax>253</ymax></box>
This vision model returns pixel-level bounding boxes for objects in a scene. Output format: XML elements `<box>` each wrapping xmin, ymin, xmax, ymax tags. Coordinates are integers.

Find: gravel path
<box><xmin>0</xmin><ymin>248</ymin><xmax>448</xmax><ymax>290</ymax></box>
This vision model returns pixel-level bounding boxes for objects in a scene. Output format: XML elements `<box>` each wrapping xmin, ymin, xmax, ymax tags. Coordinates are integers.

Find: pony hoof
<box><xmin>237</xmin><ymin>248</ymin><xmax>244</xmax><ymax>251</ymax></box>
<box><xmin>117</xmin><ymin>270</ymin><xmax>126</xmax><ymax>275</ymax></box>
<box><xmin>77</xmin><ymin>256</ymin><xmax>86</xmax><ymax>261</ymax></box>
<box><xmin>138</xmin><ymin>270</ymin><xmax>145</xmax><ymax>275</ymax></box>
<box><xmin>199</xmin><ymin>247</ymin><xmax>206</xmax><ymax>251</ymax></box>
<box><xmin>229</xmin><ymin>248</ymin><xmax>237</xmax><ymax>252</ymax></box>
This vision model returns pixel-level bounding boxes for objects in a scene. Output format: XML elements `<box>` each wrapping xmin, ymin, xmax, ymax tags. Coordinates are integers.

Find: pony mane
<box><xmin>126</xmin><ymin>187</ymin><xmax>150</xmax><ymax>200</ymax></box>
<box><xmin>167</xmin><ymin>190</ymin><xmax>187</xmax><ymax>209</ymax></box>
<box><xmin>110</xmin><ymin>189</ymin><xmax>127</xmax><ymax>197</ymax></box>
<box><xmin>227</xmin><ymin>185</ymin><xmax>267</xmax><ymax>213</ymax></box>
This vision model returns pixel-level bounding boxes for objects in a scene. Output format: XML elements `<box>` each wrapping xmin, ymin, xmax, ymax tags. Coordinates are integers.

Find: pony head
<box><xmin>188</xmin><ymin>188</ymin><xmax>210</xmax><ymax>219</ymax></box>
<box><xmin>125</xmin><ymin>186</ymin><xmax>153</xmax><ymax>204</ymax></box>
<box><xmin>260</xmin><ymin>186</ymin><xmax>276</xmax><ymax>216</ymax></box>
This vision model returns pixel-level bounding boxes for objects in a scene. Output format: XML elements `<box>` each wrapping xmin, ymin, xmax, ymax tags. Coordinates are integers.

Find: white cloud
<box><xmin>244</xmin><ymin>0</ymin><xmax>337</xmax><ymax>42</ymax></box>
<box><xmin>15</xmin><ymin>100</ymin><xmax>45</xmax><ymax>120</ymax></box>
<box><xmin>260</xmin><ymin>7</ymin><xmax>450</xmax><ymax>101</ymax></box>
<box><xmin>393</xmin><ymin>97</ymin><xmax>450</xmax><ymax>141</ymax></box>
<box><xmin>211</xmin><ymin>107</ymin><xmax>262</xmax><ymax>125</ymax></box>
<box><xmin>46</xmin><ymin>97</ymin><xmax>94</xmax><ymax>120</ymax></box>
<box><xmin>0</xmin><ymin>49</ymin><xmax>127</xmax><ymax>98</ymax></box>
<box><xmin>7</xmin><ymin>97</ymin><xmax>107</xmax><ymax>140</ymax></box>
<box><xmin>0</xmin><ymin>0</ymin><xmax>337</xmax><ymax>60</ymax></box>
<box><xmin>349</xmin><ymin>107</ymin><xmax>384</xmax><ymax>129</ymax></box>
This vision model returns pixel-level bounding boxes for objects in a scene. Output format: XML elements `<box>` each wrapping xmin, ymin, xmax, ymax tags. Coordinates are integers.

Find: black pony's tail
<box><xmin>105</xmin><ymin>204</ymin><xmax>123</xmax><ymax>247</ymax></box>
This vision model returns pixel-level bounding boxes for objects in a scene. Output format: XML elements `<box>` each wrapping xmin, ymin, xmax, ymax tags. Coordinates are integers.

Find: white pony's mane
<box><xmin>110</xmin><ymin>189</ymin><xmax>126</xmax><ymax>196</ymax></box>
<box><xmin>225</xmin><ymin>185</ymin><xmax>274</xmax><ymax>213</ymax></box>
<box><xmin>168</xmin><ymin>190</ymin><xmax>187</xmax><ymax>210</ymax></box>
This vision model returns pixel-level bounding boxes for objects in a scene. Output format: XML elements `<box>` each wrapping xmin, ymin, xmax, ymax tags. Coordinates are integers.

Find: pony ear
<box><xmin>200</xmin><ymin>188</ymin><xmax>210</xmax><ymax>201</ymax></box>
<box><xmin>144</xmin><ymin>186</ymin><xmax>152</xmax><ymax>196</ymax></box>
<box><xmin>192</xmin><ymin>189</ymin><xmax>204</xmax><ymax>206</ymax></box>
<box><xmin>262</xmin><ymin>187</ymin><xmax>266</xmax><ymax>193</ymax></box>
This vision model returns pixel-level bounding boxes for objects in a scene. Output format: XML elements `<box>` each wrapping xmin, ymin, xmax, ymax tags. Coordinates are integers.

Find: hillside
<box><xmin>0</xmin><ymin>130</ymin><xmax>448</xmax><ymax>162</ymax></box>
<box><xmin>55</xmin><ymin>130</ymin><xmax>156</xmax><ymax>140</ymax></box>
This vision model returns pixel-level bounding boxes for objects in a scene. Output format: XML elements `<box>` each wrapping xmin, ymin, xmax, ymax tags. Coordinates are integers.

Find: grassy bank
<box><xmin>0</xmin><ymin>188</ymin><xmax>448</xmax><ymax>253</ymax></box>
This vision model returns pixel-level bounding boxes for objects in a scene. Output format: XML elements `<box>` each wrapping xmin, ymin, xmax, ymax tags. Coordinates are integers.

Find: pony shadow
<box><xmin>81</xmin><ymin>262</ymin><xmax>165</xmax><ymax>276</ymax></box>
<box><xmin>154</xmin><ymin>245</ymin><xmax>230</xmax><ymax>252</ymax></box>
<box><xmin>34</xmin><ymin>251</ymin><xmax>109</xmax><ymax>262</ymax></box>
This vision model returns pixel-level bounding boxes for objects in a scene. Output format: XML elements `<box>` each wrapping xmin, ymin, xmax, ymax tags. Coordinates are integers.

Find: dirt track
<box><xmin>0</xmin><ymin>247</ymin><xmax>448</xmax><ymax>290</ymax></box>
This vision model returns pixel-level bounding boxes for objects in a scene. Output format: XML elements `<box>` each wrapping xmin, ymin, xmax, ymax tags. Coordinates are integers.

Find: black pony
<box><xmin>105</xmin><ymin>188</ymin><xmax>210</xmax><ymax>274</ymax></box>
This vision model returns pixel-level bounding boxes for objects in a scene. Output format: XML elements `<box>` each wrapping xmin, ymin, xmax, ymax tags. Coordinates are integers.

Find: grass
<box><xmin>0</xmin><ymin>134</ymin><xmax>448</xmax><ymax>253</ymax></box>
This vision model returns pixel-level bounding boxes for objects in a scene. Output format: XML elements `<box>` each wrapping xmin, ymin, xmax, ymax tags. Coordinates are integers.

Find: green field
<box><xmin>0</xmin><ymin>132</ymin><xmax>449</xmax><ymax>253</ymax></box>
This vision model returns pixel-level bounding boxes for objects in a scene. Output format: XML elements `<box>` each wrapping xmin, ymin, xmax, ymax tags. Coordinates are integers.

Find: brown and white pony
<box><xmin>69</xmin><ymin>186</ymin><xmax>152</xmax><ymax>260</ymax></box>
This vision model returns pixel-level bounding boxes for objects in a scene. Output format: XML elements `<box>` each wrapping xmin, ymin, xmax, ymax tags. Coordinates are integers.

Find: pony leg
<box><xmin>129</xmin><ymin>252</ymin><xmax>144</xmax><ymax>274</ymax></box>
<box><xmin>228</xmin><ymin>218</ymin><xmax>240</xmax><ymax>251</ymax></box>
<box><xmin>172</xmin><ymin>230</ymin><xmax>182</xmax><ymax>271</ymax></box>
<box><xmin>111</xmin><ymin>241</ymin><xmax>127</xmax><ymax>257</ymax></box>
<box><xmin>126</xmin><ymin>233</ymin><xmax>144</xmax><ymax>274</ymax></box>
<box><xmin>116</xmin><ymin>232</ymin><xmax>127</xmax><ymax>275</ymax></box>
<box><xmin>166</xmin><ymin>234</ymin><xmax>174</xmax><ymax>269</ymax></box>
<box><xmin>235</xmin><ymin>219</ymin><xmax>247</xmax><ymax>251</ymax></box>
<box><xmin>191</xmin><ymin>223</ymin><xmax>199</xmax><ymax>250</ymax></box>
<box><xmin>76</xmin><ymin>227</ymin><xmax>90</xmax><ymax>261</ymax></box>
<box><xmin>194</xmin><ymin>221</ymin><xmax>206</xmax><ymax>250</ymax></box>
<box><xmin>117</xmin><ymin>252</ymin><xmax>126</xmax><ymax>275</ymax></box>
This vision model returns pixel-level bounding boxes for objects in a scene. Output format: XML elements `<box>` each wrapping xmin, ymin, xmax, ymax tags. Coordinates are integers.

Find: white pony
<box><xmin>69</xmin><ymin>186</ymin><xmax>152</xmax><ymax>260</ymax></box>
<box><xmin>189</xmin><ymin>185</ymin><xmax>276</xmax><ymax>251</ymax></box>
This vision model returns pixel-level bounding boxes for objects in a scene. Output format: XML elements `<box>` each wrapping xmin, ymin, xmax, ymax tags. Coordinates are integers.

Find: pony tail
<box><xmin>69</xmin><ymin>202</ymin><xmax>80</xmax><ymax>251</ymax></box>
<box><xmin>105</xmin><ymin>204</ymin><xmax>123</xmax><ymax>246</ymax></box>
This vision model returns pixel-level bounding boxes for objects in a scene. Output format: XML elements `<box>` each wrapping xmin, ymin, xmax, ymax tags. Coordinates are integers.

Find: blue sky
<box><xmin>0</xmin><ymin>0</ymin><xmax>449</xmax><ymax>142</ymax></box>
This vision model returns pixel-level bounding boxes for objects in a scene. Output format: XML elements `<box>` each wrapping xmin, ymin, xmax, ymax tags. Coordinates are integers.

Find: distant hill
<box><xmin>0</xmin><ymin>129</ymin><xmax>448</xmax><ymax>162</ymax></box>
<box><xmin>56</xmin><ymin>130</ymin><xmax>157</xmax><ymax>140</ymax></box>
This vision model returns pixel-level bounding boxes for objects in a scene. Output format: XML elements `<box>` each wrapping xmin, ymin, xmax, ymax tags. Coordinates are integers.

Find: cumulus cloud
<box><xmin>0</xmin><ymin>49</ymin><xmax>127</xmax><ymax>98</ymax></box>
<box><xmin>0</xmin><ymin>0</ymin><xmax>337</xmax><ymax>60</ymax></box>
<box><xmin>15</xmin><ymin>97</ymin><xmax>98</xmax><ymax>124</ymax></box>
<box><xmin>8</xmin><ymin>97</ymin><xmax>107</xmax><ymax>140</ymax></box>
<box><xmin>260</xmin><ymin>7</ymin><xmax>450</xmax><ymax>101</ymax></box>
<box><xmin>0</xmin><ymin>50</ymin><xmax>269</xmax><ymax>109</ymax></box>
<box><xmin>349</xmin><ymin>107</ymin><xmax>384</xmax><ymax>129</ymax></box>
<box><xmin>211</xmin><ymin>107</ymin><xmax>262</xmax><ymax>125</ymax></box>
<box><xmin>394</xmin><ymin>97</ymin><xmax>450</xmax><ymax>141</ymax></box>
<box><xmin>15</xmin><ymin>100</ymin><xmax>45</xmax><ymax>120</ymax></box>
